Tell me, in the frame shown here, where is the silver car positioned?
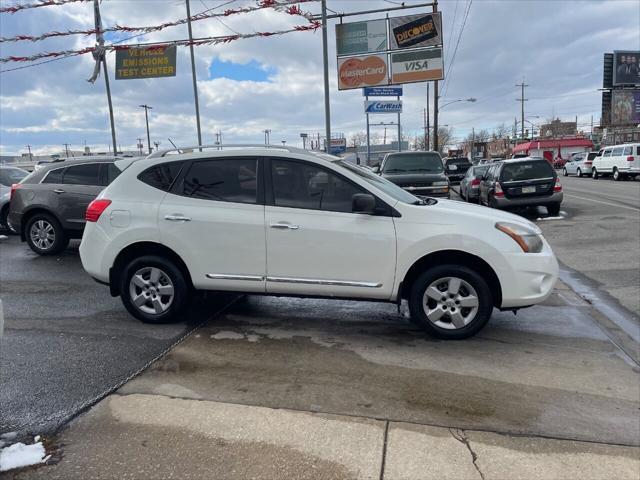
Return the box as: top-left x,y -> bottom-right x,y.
0,166 -> 29,230
563,152 -> 597,177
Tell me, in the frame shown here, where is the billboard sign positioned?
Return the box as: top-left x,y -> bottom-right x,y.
329,138 -> 347,155
611,90 -> 640,125
338,54 -> 389,90
390,47 -> 443,84
335,19 -> 387,56
115,45 -> 177,80
389,12 -> 442,50
364,100 -> 403,114
363,86 -> 403,97
612,50 -> 640,86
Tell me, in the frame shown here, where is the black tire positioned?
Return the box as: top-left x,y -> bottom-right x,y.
25,213 -> 69,255
577,168 -> 582,178
488,194 -> 498,209
562,168 -> 568,177
592,168 -> 599,179
408,264 -> 493,340
613,167 -> 621,181
547,203 -> 561,216
119,255 -> 190,324
0,205 -> 9,231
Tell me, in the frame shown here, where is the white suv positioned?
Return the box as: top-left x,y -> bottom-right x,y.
592,143 -> 640,181
79,145 -> 559,339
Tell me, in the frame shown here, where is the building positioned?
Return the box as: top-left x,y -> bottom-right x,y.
487,138 -> 511,159
512,137 -> 594,161
539,119 -> 577,138
462,141 -> 489,160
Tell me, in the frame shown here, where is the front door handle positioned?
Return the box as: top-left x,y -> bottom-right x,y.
164,214 -> 192,222
53,189 -> 65,194
270,222 -> 299,230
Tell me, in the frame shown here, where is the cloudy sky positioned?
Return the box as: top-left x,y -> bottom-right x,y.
0,0 -> 638,155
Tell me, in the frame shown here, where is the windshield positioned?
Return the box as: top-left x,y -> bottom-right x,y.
335,160 -> 421,204
587,152 -> 598,161
0,167 -> 28,187
382,153 -> 444,173
501,161 -> 555,182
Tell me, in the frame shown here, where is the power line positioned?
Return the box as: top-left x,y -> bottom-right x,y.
443,0 -> 459,68
441,0 -> 472,97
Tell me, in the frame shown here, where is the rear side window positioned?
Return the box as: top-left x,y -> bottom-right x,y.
611,147 -> 623,156
138,162 -> 183,192
182,158 -> 257,204
622,146 -> 632,155
501,161 -> 554,182
42,167 -> 65,184
63,164 -> 101,186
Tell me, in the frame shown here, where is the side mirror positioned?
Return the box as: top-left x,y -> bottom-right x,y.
352,193 -> 376,214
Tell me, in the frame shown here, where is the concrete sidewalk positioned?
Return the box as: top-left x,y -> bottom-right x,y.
10,392 -> 640,480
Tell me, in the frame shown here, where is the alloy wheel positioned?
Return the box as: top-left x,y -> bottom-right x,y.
129,266 -> 175,315
29,219 -> 55,251
422,276 -> 479,330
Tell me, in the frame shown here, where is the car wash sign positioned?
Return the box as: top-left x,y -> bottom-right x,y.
115,45 -> 177,80
364,100 -> 403,114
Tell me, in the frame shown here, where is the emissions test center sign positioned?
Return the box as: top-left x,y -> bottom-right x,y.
115,45 -> 177,80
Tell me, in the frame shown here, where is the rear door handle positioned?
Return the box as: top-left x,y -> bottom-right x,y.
164,214 -> 192,222
53,189 -> 65,194
269,222 -> 299,230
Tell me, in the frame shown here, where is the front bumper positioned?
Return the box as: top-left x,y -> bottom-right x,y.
494,191 -> 563,208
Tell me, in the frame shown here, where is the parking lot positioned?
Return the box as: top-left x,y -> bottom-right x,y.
1,173 -> 639,479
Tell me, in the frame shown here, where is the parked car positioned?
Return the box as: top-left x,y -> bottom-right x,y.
0,166 -> 29,230
79,145 -> 559,340
373,151 -> 450,198
479,157 -> 563,216
443,157 -> 472,184
7,157 -> 122,255
563,151 -> 597,177
592,143 -> 640,181
459,164 -> 490,203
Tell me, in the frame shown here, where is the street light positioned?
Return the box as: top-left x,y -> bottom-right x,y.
439,97 -> 477,110
138,104 -> 152,154
434,98 -> 476,152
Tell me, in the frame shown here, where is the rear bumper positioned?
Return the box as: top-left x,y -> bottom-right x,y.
494,191 -> 563,208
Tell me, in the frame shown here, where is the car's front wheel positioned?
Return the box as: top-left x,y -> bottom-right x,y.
408,265 -> 493,339
120,255 -> 190,324
577,168 -> 582,177
25,213 -> 69,255
547,203 -> 561,216
592,168 -> 599,179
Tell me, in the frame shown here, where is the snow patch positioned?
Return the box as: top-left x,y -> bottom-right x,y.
537,216 -> 564,221
0,440 -> 46,472
210,331 -> 246,340
245,334 -> 261,343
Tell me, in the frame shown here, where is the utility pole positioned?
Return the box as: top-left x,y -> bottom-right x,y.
25,145 -> 33,163
432,1 -> 439,153
185,0 -> 202,150
91,0 -> 117,155
137,138 -> 143,156
515,79 -> 528,141
321,0 -> 331,152
139,104 -> 152,154
63,143 -> 70,158
426,82 -> 430,150
471,127 -> 475,160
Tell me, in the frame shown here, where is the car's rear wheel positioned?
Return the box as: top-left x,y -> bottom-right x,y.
120,255 -> 189,324
577,168 -> 582,177
592,167 -> 599,179
408,265 -> 493,339
547,203 -> 561,216
562,168 -> 568,176
613,167 -> 621,181
25,213 -> 69,255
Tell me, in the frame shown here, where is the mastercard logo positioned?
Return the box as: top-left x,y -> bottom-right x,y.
339,56 -> 388,88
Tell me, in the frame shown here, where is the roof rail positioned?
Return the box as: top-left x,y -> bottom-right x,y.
147,143 -> 309,159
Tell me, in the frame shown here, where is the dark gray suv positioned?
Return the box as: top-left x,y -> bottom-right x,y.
8,157 -> 122,255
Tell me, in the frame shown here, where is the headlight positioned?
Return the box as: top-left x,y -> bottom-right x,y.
495,222 -> 544,253
433,181 -> 449,186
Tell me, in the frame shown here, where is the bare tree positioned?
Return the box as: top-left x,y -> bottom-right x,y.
492,122 -> 509,139
435,127 -> 454,153
475,129 -> 491,142
348,131 -> 368,148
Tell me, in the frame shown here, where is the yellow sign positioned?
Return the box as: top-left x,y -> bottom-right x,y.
115,45 -> 177,80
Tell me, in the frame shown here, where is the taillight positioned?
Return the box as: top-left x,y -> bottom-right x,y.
627,156 -> 634,162
584,161 -> 592,166
554,177 -> 562,192
470,178 -> 481,187
494,182 -> 505,197
10,183 -> 21,201
85,199 -> 112,222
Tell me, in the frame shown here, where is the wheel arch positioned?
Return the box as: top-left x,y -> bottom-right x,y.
399,249 -> 502,308
109,241 -> 194,297
20,207 -> 64,241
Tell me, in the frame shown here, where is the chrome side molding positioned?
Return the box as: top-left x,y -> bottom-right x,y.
206,274 -> 264,282
266,276 -> 382,288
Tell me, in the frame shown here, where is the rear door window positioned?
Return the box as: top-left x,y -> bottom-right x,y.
611,147 -> 623,156
42,167 -> 66,184
182,157 -> 258,204
501,161 -> 554,182
62,164 -> 101,186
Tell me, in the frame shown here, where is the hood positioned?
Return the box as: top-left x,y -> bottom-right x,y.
408,198 -> 541,233
381,172 -> 447,185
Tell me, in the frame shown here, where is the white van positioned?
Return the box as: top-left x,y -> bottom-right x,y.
592,143 -> 640,181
